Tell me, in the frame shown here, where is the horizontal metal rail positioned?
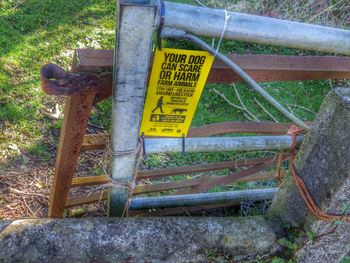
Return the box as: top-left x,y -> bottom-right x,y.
144,135 -> 303,153
173,159 -> 278,195
66,171 -> 278,207
73,49 -> 350,84
129,188 -> 278,210
137,156 -> 274,180
128,203 -> 237,217
187,121 -> 313,137
164,1 -> 350,55
80,122 -> 311,151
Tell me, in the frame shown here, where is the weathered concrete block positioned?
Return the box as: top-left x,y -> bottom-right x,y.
268,88 -> 350,262
0,217 -> 281,263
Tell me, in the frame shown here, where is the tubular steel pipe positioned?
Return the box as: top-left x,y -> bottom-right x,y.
129,188 -> 278,210
144,135 -> 303,154
162,28 -> 309,129
163,2 -> 350,55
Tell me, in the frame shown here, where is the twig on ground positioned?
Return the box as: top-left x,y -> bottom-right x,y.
232,84 -> 260,122
181,207 -> 192,216
307,1 -> 341,23
286,103 -> 295,115
33,205 -> 43,217
6,202 -> 20,210
295,226 -> 338,254
193,0 -> 207,7
88,122 -> 105,130
22,197 -> 35,217
253,97 -> 279,122
42,103 -> 61,120
9,188 -> 49,199
287,103 -> 316,114
212,88 -> 245,111
212,87 -> 260,122
0,170 -> 28,178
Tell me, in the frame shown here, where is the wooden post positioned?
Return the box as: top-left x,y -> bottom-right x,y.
109,0 -> 158,216
268,88 -> 350,262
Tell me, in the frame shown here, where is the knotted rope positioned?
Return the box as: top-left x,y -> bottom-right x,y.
212,9 -> 231,57
88,138 -> 144,217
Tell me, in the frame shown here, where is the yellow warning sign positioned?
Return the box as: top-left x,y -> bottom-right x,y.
140,48 -> 214,137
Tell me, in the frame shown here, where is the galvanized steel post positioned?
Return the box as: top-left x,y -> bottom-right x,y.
129,188 -> 278,210
143,135 -> 303,153
109,0 -> 157,216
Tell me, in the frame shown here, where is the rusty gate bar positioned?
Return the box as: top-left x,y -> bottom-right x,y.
80,122 -> 311,152
163,1 -> 350,55
47,91 -> 97,218
187,122 -> 314,137
128,188 -> 278,210
73,49 -> 350,83
137,156 -> 274,180
109,0 -> 157,216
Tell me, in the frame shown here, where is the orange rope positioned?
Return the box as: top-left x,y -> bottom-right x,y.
275,153 -> 286,185
288,125 -> 350,222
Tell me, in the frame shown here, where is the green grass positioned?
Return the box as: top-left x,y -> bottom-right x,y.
0,0 -> 116,163
0,0 -> 347,198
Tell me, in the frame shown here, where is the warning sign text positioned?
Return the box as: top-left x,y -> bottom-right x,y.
140,48 -> 214,137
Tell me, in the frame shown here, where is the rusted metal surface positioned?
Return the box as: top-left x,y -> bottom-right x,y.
174,159 -> 278,195
74,49 -> 113,71
135,170 -> 278,195
40,63 -> 112,97
71,175 -> 109,188
188,121 -> 313,137
81,134 -> 108,151
67,170 -> 279,207
43,54 -> 102,218
207,55 -> 350,83
137,156 -> 274,180
75,49 -> 350,83
66,190 -> 108,208
49,90 -> 97,218
48,50 -> 350,97
133,177 -> 211,195
70,168 -> 278,196
41,50 -> 112,103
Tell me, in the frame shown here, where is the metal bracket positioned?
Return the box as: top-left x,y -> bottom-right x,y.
182,134 -> 186,156
141,132 -> 146,159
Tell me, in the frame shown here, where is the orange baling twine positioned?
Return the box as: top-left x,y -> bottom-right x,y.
287,125 -> 350,222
